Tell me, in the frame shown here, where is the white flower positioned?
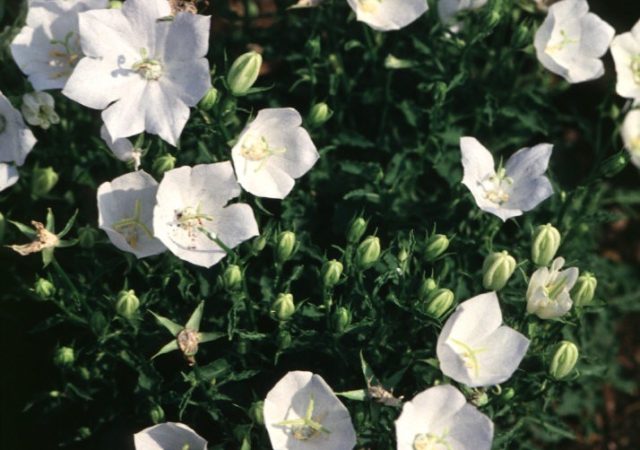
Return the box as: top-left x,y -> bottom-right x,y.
622,109 -> 640,169
100,125 -> 142,170
97,170 -> 166,258
153,162 -> 259,268
264,371 -> 357,450
21,91 -> 60,129
460,137 -> 553,221
231,108 -> 319,199
134,422 -> 207,450
0,91 -> 37,166
346,0 -> 428,32
436,292 -> 530,387
395,384 -> 494,450
10,0 -> 108,91
611,19 -> 640,101
0,164 -> 20,193
534,0 -> 614,84
438,0 -> 487,28
526,257 -> 579,319
62,0 -> 212,145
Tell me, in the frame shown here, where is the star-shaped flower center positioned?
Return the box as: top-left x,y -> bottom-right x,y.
481,167 -> 513,206
545,29 -> 579,54
111,199 -> 154,249
239,135 -> 286,171
274,395 -> 331,441
449,338 -> 487,378
48,31 -> 81,79
413,432 -> 452,450
132,48 -> 163,81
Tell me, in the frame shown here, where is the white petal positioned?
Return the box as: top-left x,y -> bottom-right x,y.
534,13 -> 568,78
77,8 -> 142,60
347,0 -> 428,31
547,0 -> 588,22
505,143 -> 552,180
611,32 -> 640,100
161,12 -> 211,62
0,92 -> 37,166
121,0 -> 172,54
134,422 -> 207,450
100,81 -> 148,140
622,109 -> 640,168
0,164 -> 19,193
443,292 -> 503,343
267,128 -> 319,179
446,403 -> 494,450
143,81 -> 191,146
100,124 -> 137,163
473,326 -> 530,386
163,58 -> 212,107
579,13 -> 614,58
233,158 -> 295,199
506,176 -> 553,212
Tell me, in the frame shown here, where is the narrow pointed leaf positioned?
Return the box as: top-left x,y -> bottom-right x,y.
186,301 -> 205,331
42,248 -> 54,267
198,331 -> 224,344
150,311 -> 183,336
58,209 -> 79,238
335,389 -> 367,401
151,340 -> 179,359
46,208 -> 55,232
9,221 -> 36,238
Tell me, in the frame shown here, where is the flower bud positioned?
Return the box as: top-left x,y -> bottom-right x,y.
227,51 -> 262,96
31,166 -> 59,197
482,250 -> 516,291
307,102 -> 333,128
54,346 -> 75,367
355,236 -> 381,270
347,217 -> 367,244
418,277 -> 438,300
272,293 -> 295,321
199,87 -> 219,110
78,225 -> 98,248
250,401 -> 265,425
424,234 -> 449,261
425,288 -> 454,319
21,92 -> 60,129
322,259 -> 343,288
252,235 -> 267,254
150,405 -> 165,424
501,387 -> 515,401
549,341 -> 579,380
531,224 -> 561,267
600,151 -> 629,178
572,272 -> 597,307
34,277 -> 55,298
116,289 -> 139,319
152,154 -> 176,175
275,231 -> 296,263
223,264 -> 243,291
332,306 -> 352,332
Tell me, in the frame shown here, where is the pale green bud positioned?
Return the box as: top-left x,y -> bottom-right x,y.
425,288 -> 454,319
223,264 -> 243,291
355,236 -> 381,270
199,87 -> 219,110
307,102 -> 333,128
322,259 -> 343,287
150,405 -> 165,424
275,231 -> 296,263
347,217 -> 367,244
32,166 -> 59,197
332,306 -> 352,332
549,341 -> 579,380
34,278 -> 55,298
252,235 -> 267,254
531,224 -> 561,267
227,51 -> 262,96
272,293 -> 295,321
418,277 -> 438,300
152,154 -> 176,175
482,250 -> 516,291
78,225 -> 98,248
54,346 -> 75,367
424,234 -> 449,261
501,387 -> 515,401
572,273 -> 597,307
115,289 -> 139,319
250,401 -> 265,425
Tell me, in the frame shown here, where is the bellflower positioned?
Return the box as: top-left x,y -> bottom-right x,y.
0,91 -> 37,166
11,0 -> 108,91
438,0 -> 487,28
395,384 -> 494,450
534,0 -> 614,84
97,171 -> 166,258
622,109 -> 640,169
62,0 -> 212,145
346,0 -> 428,32
153,162 -> 259,268
460,137 -> 553,221
0,164 -> 19,193
264,371 -> 357,450
526,257 -> 579,319
611,19 -> 640,101
231,108 -> 319,199
436,292 -> 530,387
100,125 -> 142,170
134,422 -> 207,450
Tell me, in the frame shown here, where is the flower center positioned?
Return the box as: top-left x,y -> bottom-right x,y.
112,199 -> 154,249
631,55 -> 640,85
449,338 -> 487,378
543,274 -> 569,300
358,0 -> 381,13
176,205 -> 214,231
132,48 -> 163,80
48,31 -> 81,79
0,114 -> 6,134
274,395 -> 331,442
239,135 -> 286,172
545,29 -> 578,54
413,432 -> 452,450
482,167 -> 512,206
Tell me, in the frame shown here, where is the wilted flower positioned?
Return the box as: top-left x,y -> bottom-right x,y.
100,125 -> 142,170
395,384 -> 494,450
0,164 -> 19,193
460,137 -> 553,221
0,91 -> 37,167
346,0 -> 428,32
526,256 -> 579,319
264,371 -> 357,450
436,292 -> 530,387
438,0 -> 488,29
21,92 -> 60,129
10,0 -> 108,91
231,108 -> 319,199
62,0 -> 212,145
534,0 -> 614,83
134,422 -> 207,450
153,162 -> 259,268
611,19 -> 640,101
97,171 -> 166,259
622,109 -> 640,169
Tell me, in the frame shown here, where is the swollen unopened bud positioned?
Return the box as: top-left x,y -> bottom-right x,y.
425,288 -> 454,319
152,154 -> 176,175
482,250 -> 516,291
275,231 -> 296,263
34,278 -> 55,298
332,306 -> 352,332
322,259 -> 343,287
307,102 -> 333,128
272,293 -> 295,321
355,236 -> 381,270
54,346 -> 75,367
32,166 -> 59,197
150,405 -> 165,424
227,51 -> 262,96
531,224 -> 561,267
419,277 -> 438,300
115,289 -> 139,319
347,217 -> 367,244
424,234 -> 449,261
199,87 -> 219,110
223,264 -> 243,291
572,272 -> 597,307
549,341 -> 579,380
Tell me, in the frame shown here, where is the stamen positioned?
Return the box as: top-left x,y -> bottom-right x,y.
239,135 -> 287,172
48,31 -> 81,79
449,338 -> 487,378
274,395 -> 331,441
413,432 -> 453,450
112,199 -> 154,249
545,29 -> 579,54
132,48 -> 163,80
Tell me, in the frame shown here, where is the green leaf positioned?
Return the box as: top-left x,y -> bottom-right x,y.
45,208 -> 55,232
9,220 -> 36,238
335,389 -> 367,401
150,311 -> 183,336
198,332 -> 224,344
151,340 -> 179,359
186,301 -> 205,331
42,247 -> 54,267
57,209 -> 79,238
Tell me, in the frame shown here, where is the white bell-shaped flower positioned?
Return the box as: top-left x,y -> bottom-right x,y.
0,91 -> 37,167
97,170 -> 166,258
460,137 -> 553,221
438,0 -> 488,29
134,422 -> 207,450
264,371 -> 357,450
436,292 -> 530,387
153,162 -> 259,268
10,0 -> 108,91
526,257 -> 579,319
0,164 -> 20,193
100,125 -> 142,170
622,109 -> 640,169
611,19 -> 640,101
346,0 -> 428,32
231,108 -> 319,199
395,384 -> 494,450
62,0 -> 212,145
534,0 -> 614,84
